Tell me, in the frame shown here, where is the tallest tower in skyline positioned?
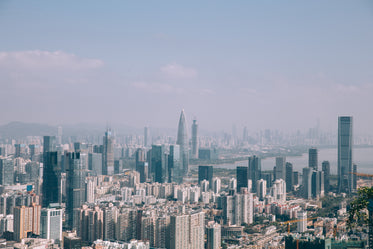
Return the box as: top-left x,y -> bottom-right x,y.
338,116 -> 353,193
177,110 -> 189,177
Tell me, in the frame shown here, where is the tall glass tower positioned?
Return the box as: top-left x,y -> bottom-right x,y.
191,119 -> 199,159
102,129 -> 114,175
338,116 -> 353,193
176,110 -> 189,178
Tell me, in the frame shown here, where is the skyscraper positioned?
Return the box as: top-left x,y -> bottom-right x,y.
248,156 -> 261,192
151,145 -> 168,183
43,136 -> 56,158
144,126 -> 150,147
176,110 -> 189,178
275,157 -> 286,180
102,129 -> 114,175
308,148 -> 318,171
322,161 -> 330,193
338,116 -> 353,193
191,119 -> 199,159
302,167 -> 312,199
135,148 -> 148,183
66,152 -> 87,230
0,157 -> 14,186
42,152 -> 60,207
169,145 -> 182,183
236,166 -> 248,193
285,162 -> 293,192
198,165 -> 213,186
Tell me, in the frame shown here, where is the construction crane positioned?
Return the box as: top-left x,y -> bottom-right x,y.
281,217 -> 318,234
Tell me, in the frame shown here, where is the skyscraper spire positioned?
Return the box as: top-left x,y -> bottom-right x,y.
177,109 -> 189,177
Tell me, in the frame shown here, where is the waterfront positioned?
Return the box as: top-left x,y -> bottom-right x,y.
203,147 -> 373,175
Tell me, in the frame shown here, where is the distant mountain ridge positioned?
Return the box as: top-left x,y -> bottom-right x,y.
0,122 -> 178,138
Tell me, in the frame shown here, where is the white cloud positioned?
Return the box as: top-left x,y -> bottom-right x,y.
160,63 -> 197,79
0,50 -> 103,71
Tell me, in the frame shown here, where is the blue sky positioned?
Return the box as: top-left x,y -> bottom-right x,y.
0,1 -> 373,133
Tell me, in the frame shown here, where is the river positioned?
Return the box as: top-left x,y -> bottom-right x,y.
205,147 -> 373,174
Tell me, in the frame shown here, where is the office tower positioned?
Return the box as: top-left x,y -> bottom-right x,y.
297,211 -> 307,233
207,223 -> 221,249
338,116 -> 353,193
236,166 -> 248,193
275,157 -> 286,180
42,152 -> 60,207
198,165 -> 213,186
353,164 -> 358,191
302,167 -> 312,199
212,177 -> 221,194
88,153 -> 102,176
242,126 -> 248,141
66,152 -> 87,230
40,205 -> 63,244
102,129 -> 114,175
43,136 -> 56,158
191,119 -> 199,159
262,172 -> 274,189
248,156 -> 261,192
169,211 -> 204,249
308,148 -> 318,171
135,148 -> 147,183
13,204 -> 41,242
312,171 -> 320,198
293,171 -> 299,186
322,161 -> 330,193
0,157 -> 14,186
57,126 -> 63,144
144,126 -> 150,147
256,179 -> 267,201
176,110 -> 189,177
285,162 -> 293,192
169,145 -> 182,183
151,145 -> 168,183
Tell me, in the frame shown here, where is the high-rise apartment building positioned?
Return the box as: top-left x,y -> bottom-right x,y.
191,119 -> 199,159
297,211 -> 307,233
13,204 -> 41,242
102,129 -> 114,175
338,116 -> 353,193
222,192 -> 253,225
40,205 -> 63,244
169,211 -> 204,249
256,179 -> 267,201
248,156 -> 261,193
176,110 -> 189,178
206,223 -> 221,249
309,148 -> 318,171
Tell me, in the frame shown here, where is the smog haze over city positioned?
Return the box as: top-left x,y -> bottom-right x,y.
1,1 -> 373,134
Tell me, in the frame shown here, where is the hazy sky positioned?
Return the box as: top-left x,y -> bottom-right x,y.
1,1 -> 373,134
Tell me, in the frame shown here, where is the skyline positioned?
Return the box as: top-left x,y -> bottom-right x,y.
1,1 -> 373,134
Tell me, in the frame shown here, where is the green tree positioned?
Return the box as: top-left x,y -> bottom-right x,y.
347,187 -> 373,229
